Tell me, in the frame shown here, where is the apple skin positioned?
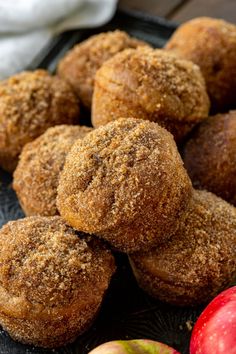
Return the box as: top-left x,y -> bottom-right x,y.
88,339 -> 180,354
190,286 -> 236,354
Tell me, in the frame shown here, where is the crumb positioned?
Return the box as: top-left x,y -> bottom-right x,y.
186,320 -> 194,331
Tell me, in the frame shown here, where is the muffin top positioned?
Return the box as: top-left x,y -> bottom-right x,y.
57,118 -> 192,252
13,125 -> 93,216
57,30 -> 149,108
183,111 -> 236,206
0,70 -> 80,172
165,17 -> 236,111
0,216 -> 115,317
132,190 -> 236,290
92,47 -> 209,141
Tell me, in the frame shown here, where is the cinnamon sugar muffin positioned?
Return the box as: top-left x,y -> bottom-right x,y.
130,190 -> 236,306
0,70 -> 80,173
0,216 -> 115,348
92,47 -> 210,143
165,17 -> 236,111
57,30 -> 149,109
13,125 -> 92,216
57,118 -> 192,253
183,111 -> 236,206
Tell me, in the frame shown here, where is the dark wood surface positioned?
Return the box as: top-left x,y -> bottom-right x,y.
119,0 -> 186,18
119,0 -> 236,23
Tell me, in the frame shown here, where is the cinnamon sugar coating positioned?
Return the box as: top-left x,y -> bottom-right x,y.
0,216 -> 115,348
92,47 -> 209,143
165,17 -> 236,111
57,30 -> 149,109
0,70 -> 80,173
57,118 -> 192,252
183,111 -> 236,206
13,125 -> 92,216
130,190 -> 236,306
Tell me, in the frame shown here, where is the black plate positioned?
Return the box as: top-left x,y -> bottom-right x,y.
0,9 -> 203,354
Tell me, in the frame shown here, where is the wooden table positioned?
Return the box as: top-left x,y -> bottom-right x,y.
119,0 -> 236,24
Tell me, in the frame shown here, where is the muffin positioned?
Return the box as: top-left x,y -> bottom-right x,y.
57,30 -> 149,109
0,216 -> 115,348
92,47 -> 210,143
13,125 -> 92,216
57,118 -> 192,253
183,111 -> 236,206
130,190 -> 236,306
0,70 -> 80,173
165,17 -> 236,111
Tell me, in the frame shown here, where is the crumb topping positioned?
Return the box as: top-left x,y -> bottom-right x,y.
165,17 -> 236,110
92,47 -> 209,141
13,125 -> 92,216
131,190 -> 236,304
184,111 -> 236,206
0,216 -> 115,308
58,30 -> 149,107
57,118 -> 192,252
0,70 -> 80,172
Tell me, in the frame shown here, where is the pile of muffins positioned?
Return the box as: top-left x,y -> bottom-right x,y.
0,18 -> 235,349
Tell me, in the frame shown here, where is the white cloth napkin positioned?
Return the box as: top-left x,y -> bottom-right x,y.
0,0 -> 117,79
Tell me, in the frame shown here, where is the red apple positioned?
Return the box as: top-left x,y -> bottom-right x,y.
190,286 -> 236,354
88,339 -> 180,354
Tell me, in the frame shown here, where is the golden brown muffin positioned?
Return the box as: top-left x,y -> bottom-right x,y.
92,47 -> 210,143
57,30 -> 149,109
165,17 -> 236,112
0,70 -> 80,173
130,190 -> 236,306
0,216 -> 115,348
13,125 -> 92,217
183,111 -> 236,206
57,118 -> 192,253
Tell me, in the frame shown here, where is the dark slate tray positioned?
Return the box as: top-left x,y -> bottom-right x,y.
0,9 -> 203,354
